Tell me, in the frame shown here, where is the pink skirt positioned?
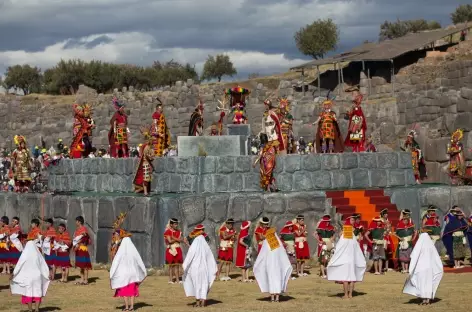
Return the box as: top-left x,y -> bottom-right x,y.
114,283 -> 140,297
21,296 -> 42,304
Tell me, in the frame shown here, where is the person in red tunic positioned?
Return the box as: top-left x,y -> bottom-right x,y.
0,216 -> 10,274
293,215 -> 310,277
26,219 -> 42,245
73,216 -> 92,285
380,208 -> 395,272
344,86 -> 367,152
151,102 -> 171,157
109,97 -> 129,158
254,217 -> 270,254
8,216 -> 23,267
315,214 -> 335,278
42,218 -> 57,280
344,213 -> 365,251
280,220 -> 297,279
163,218 -> 184,284
235,221 -> 253,283
216,218 -> 236,281
54,223 -> 72,283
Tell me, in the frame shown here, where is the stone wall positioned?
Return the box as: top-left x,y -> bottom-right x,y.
47,152 -> 415,193
1,185 -> 471,267
0,44 -> 471,184
0,191 -> 331,267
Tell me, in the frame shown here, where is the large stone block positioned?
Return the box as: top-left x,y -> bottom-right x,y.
340,153 -> 358,169
177,135 -> 248,156
331,170 -> 351,189
311,171 -> 332,189
227,124 -> 251,136
417,186 -> 451,213
377,153 -> 398,169
358,153 -> 377,168
351,169 -> 369,188
387,169 -> 406,186
321,154 -> 340,170
283,155 -> 301,173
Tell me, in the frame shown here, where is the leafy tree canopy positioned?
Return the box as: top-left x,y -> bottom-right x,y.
379,19 -> 441,41
294,18 -> 340,59
201,54 -> 237,82
3,64 -> 42,95
451,4 -> 472,24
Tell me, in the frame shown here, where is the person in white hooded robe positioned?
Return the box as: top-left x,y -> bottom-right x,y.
403,233 -> 443,305
327,226 -> 366,299
10,240 -> 50,312
110,236 -> 147,311
183,234 -> 217,308
253,228 -> 292,302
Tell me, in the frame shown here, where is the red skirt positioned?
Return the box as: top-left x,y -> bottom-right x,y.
21,296 -> 42,304
55,251 -> 71,268
0,245 -> 9,264
165,247 -> 183,265
8,245 -> 22,265
75,248 -> 92,269
114,283 -> 140,297
295,243 -> 310,260
218,247 -> 234,262
235,245 -> 249,268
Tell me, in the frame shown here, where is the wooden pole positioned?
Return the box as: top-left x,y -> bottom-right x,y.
367,67 -> 371,101
391,59 -> 395,97
336,63 -> 341,95
340,63 -> 345,94
317,65 -> 321,98
302,68 -> 305,96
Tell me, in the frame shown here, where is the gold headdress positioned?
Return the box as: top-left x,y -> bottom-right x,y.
139,125 -> 152,141
321,90 -> 335,108
451,129 -> 463,142
14,135 -> 26,146
278,97 -> 290,111
113,212 -> 131,239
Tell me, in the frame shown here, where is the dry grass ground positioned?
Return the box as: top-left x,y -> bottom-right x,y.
0,268 -> 470,312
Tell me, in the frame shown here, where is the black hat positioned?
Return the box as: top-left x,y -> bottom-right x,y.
226,218 -> 235,224
260,217 -> 270,224
427,205 -> 437,212
46,218 -> 54,224
352,213 -> 361,219
380,208 -> 388,216
296,215 -> 304,220
170,218 -> 178,224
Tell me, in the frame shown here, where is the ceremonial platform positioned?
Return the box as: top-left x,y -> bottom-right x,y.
0,152 -> 469,267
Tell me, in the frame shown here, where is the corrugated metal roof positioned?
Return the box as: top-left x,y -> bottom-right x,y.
290,24 -> 469,70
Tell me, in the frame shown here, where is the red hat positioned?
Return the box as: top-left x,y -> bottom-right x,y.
240,221 -> 251,230
284,221 -> 293,228
194,224 -> 205,230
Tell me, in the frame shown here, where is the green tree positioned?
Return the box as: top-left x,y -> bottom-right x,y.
379,19 -> 441,41
294,18 -> 339,59
3,64 -> 42,95
201,54 -> 237,82
451,4 -> 472,24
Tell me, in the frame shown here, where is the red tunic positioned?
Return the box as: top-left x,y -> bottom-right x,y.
293,223 -> 310,260
43,226 -> 57,266
54,231 -> 72,268
344,95 -> 367,151
164,228 -> 183,265
8,225 -> 22,264
0,225 -> 10,264
217,226 -> 235,262
73,225 -> 92,269
235,226 -> 251,268
254,226 -> 267,254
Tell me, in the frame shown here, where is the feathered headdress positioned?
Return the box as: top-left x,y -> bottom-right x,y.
451,128 -> 463,142
278,97 -> 290,111
113,212 -> 131,238
140,125 -> 152,141
322,90 -> 336,108
14,135 -> 26,146
113,97 -> 125,110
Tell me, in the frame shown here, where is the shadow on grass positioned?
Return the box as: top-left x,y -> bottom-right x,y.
42,307 -> 61,311
186,299 -> 222,307
257,295 -> 295,302
116,302 -> 153,310
87,277 -> 99,284
0,285 -> 9,291
328,291 -> 366,298
404,298 -> 442,305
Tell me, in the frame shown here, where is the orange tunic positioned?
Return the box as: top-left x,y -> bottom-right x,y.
26,227 -> 41,241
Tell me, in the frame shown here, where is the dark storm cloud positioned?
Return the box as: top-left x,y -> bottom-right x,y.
0,0 -> 470,63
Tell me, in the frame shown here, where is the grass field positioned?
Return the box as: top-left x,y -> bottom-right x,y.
0,268 -> 470,312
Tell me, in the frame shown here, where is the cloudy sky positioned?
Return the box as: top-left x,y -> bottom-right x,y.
0,0 -> 469,81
